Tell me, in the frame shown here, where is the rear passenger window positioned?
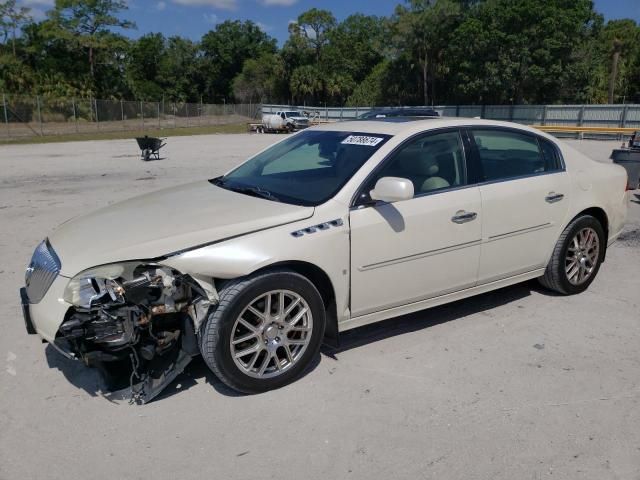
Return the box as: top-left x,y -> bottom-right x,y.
538,138 -> 562,171
471,129 -> 555,182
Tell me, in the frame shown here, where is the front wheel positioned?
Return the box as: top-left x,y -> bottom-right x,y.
200,269 -> 325,393
538,215 -> 605,295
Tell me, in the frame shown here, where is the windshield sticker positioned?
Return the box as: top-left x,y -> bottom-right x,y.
341,135 -> 384,146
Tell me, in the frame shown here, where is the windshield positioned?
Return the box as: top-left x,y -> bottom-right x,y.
213,130 -> 391,206
285,111 -> 303,117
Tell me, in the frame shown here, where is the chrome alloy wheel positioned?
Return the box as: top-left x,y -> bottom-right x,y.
230,290 -> 313,379
565,227 -> 600,285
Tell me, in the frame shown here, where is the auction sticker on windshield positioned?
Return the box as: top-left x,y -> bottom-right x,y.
341,135 -> 385,146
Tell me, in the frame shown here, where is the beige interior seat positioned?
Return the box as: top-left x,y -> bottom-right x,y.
397,143 -> 450,194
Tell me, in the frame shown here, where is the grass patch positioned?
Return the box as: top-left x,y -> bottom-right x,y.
0,123 -> 249,145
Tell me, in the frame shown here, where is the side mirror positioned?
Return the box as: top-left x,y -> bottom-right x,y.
370,177 -> 414,203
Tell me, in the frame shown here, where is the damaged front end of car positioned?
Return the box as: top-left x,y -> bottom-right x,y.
56,262 -> 215,404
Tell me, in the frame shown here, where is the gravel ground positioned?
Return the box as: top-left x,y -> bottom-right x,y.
0,134 -> 638,480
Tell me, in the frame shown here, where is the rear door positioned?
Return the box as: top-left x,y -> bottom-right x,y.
466,128 -> 570,284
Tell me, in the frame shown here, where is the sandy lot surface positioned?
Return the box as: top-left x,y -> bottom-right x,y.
0,134 -> 639,480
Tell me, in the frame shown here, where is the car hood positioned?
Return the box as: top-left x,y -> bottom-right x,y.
50,181 -> 314,277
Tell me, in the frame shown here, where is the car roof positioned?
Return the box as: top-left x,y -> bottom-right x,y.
310,117 -> 550,138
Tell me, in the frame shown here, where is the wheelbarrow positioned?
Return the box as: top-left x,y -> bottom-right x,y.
136,136 -> 166,161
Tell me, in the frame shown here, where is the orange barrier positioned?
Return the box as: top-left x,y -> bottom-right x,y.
533,125 -> 636,135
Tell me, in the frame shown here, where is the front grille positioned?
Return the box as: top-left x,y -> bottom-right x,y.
25,239 -> 61,304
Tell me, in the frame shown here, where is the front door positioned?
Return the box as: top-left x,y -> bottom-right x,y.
349,130 -> 482,317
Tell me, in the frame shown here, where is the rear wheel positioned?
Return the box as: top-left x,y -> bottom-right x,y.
539,215 -> 605,295
200,269 -> 325,393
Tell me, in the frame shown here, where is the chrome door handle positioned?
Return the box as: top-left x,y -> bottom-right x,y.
545,192 -> 564,203
451,210 -> 478,224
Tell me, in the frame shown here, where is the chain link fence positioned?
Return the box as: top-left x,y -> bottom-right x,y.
3,97 -> 640,140
0,94 -> 261,139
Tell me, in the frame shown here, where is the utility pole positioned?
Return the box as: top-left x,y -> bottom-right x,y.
36,95 -> 43,136
2,94 -> 9,137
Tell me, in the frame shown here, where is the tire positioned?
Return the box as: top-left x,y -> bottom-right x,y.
538,215 -> 605,295
200,269 -> 326,394
143,149 -> 151,161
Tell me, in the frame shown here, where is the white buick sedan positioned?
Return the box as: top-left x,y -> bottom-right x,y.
21,118 -> 629,402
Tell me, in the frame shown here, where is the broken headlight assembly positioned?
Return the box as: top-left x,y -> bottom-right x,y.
58,262 -> 213,403
63,263 -> 128,308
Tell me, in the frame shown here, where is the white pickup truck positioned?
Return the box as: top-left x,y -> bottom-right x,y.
261,110 -> 310,133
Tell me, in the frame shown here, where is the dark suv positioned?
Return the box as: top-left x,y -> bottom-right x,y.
358,108 -> 440,120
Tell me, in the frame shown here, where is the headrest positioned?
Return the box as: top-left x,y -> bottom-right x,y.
398,150 -> 439,176
421,176 -> 450,191
423,138 -> 456,155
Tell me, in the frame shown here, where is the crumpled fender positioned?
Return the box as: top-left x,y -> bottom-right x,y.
161,203 -> 351,323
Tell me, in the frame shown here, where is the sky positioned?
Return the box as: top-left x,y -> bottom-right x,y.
18,0 -> 640,44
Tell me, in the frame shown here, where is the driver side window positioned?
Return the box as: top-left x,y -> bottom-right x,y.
362,130 -> 467,203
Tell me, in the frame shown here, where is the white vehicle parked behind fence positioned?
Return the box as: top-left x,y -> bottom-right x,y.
261,110 -> 310,133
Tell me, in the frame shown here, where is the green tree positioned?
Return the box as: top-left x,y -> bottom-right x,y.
160,36 -> 200,102
324,14 -> 387,84
19,20 -> 92,97
290,64 -> 323,103
232,53 -> 286,103
324,72 -> 356,105
445,0 -> 599,104
295,8 -> 336,65
0,51 -> 34,92
347,61 -> 390,106
279,20 -> 313,102
393,0 -> 462,105
200,20 -> 276,102
0,0 -> 31,56
2,0 -> 640,107
628,47 -> 640,102
285,10 -> 380,105
125,33 -> 165,100
45,0 -> 135,83
601,19 -> 639,102
125,34 -> 200,101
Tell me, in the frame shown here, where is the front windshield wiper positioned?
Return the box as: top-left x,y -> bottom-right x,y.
232,185 -> 280,202
212,178 -> 281,202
